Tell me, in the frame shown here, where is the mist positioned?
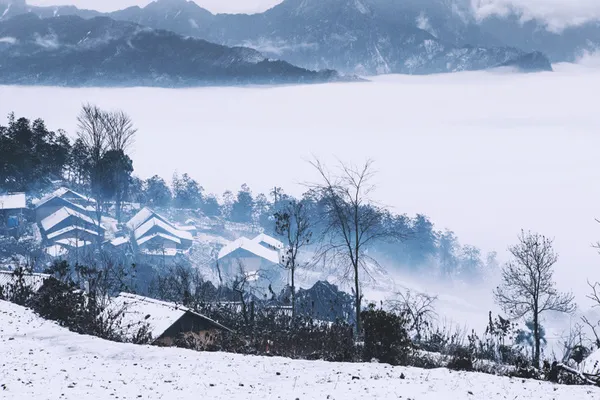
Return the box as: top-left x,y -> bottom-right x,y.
2,63 -> 600,317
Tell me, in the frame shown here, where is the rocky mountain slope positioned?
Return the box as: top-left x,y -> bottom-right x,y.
0,13 -> 343,87
1,0 -> 556,75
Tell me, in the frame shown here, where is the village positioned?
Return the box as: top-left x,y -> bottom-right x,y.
0,185 -> 303,345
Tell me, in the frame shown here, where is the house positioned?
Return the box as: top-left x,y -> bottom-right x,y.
127,208 -> 193,259
110,293 -> 232,345
0,192 -> 26,234
34,188 -> 96,223
0,270 -> 50,297
39,207 -> 105,247
217,234 -> 283,277
41,207 -> 104,237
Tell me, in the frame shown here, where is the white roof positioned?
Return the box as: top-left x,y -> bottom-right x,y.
110,236 -> 130,247
34,187 -> 94,208
0,192 -> 26,210
47,226 -> 100,240
176,225 -> 197,232
45,244 -> 68,258
135,217 -> 193,242
40,207 -> 102,232
137,232 -> 181,246
109,293 -> 231,341
140,248 -> 179,257
127,207 -> 170,231
0,270 -> 50,292
218,237 -> 280,264
55,238 -> 94,249
253,233 -> 284,250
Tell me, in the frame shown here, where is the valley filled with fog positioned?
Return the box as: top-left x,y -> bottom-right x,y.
2,61 -> 600,335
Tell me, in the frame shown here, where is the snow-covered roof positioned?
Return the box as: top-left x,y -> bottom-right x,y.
55,238 -> 94,249
135,217 -> 193,242
47,226 -> 100,241
126,207 -> 170,231
109,293 -> 231,341
140,248 -> 179,257
253,233 -> 284,250
218,237 -> 280,264
0,192 -> 26,210
137,232 -> 182,246
40,207 -> 102,232
110,236 -> 130,247
0,270 -> 50,293
176,225 -> 197,232
34,187 -> 94,208
45,244 -> 68,258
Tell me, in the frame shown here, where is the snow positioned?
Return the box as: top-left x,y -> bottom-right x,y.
46,226 -> 100,241
126,207 -> 169,231
0,271 -> 49,293
54,238 -> 94,249
110,236 -> 130,247
109,293 -> 231,340
5,66 -> 599,302
109,292 -> 188,340
1,299 -> 599,400
135,217 -> 193,242
253,232 -> 284,250
45,244 -> 68,258
40,207 -> 100,232
218,236 -> 280,264
0,192 -> 25,210
583,349 -> 600,375
137,232 -> 182,246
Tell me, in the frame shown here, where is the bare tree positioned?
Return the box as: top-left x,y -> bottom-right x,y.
275,198 -> 313,320
103,109 -> 137,153
388,289 -> 437,342
77,103 -> 108,236
582,280 -> 600,348
309,158 -> 407,333
77,104 -> 108,166
494,230 -> 576,367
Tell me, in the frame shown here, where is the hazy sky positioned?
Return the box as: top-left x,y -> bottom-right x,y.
23,0 -> 600,28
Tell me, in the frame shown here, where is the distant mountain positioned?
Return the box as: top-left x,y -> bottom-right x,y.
0,13 -> 344,87
1,0 -> 555,75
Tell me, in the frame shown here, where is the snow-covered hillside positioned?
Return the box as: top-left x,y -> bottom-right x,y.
1,300 -> 598,399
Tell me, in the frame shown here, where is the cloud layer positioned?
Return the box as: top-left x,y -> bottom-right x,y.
471,0 -> 600,30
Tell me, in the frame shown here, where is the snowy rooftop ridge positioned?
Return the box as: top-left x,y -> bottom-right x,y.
0,192 -> 25,210
126,207 -> 171,231
34,187 -> 94,208
46,225 -> 100,241
218,235 -> 281,264
40,207 -> 102,232
110,292 -> 232,341
134,217 -> 193,242
137,232 -> 181,246
254,233 -> 284,250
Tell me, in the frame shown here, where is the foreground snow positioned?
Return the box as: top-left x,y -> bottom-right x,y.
1,301 -> 598,400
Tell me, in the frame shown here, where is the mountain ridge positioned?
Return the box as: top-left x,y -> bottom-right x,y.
0,13 -> 349,87
0,0 -> 558,75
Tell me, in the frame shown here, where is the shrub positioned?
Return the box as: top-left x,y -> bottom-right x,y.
447,346 -> 474,371
361,304 -> 412,365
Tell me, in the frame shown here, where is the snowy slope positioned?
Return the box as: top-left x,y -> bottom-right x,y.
1,300 -> 598,400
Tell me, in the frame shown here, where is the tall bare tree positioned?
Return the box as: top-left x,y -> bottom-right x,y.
494,230 -> 576,367
275,198 -> 313,320
77,103 -> 108,166
103,109 -> 137,153
310,158 -> 407,333
77,104 -> 108,237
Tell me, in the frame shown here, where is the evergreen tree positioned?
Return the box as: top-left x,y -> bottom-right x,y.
172,173 -> 203,209
144,175 -> 172,207
231,184 -> 254,223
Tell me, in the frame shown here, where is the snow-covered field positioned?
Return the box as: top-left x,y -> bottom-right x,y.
1,300 -> 598,400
